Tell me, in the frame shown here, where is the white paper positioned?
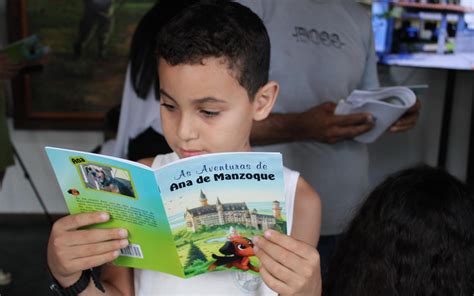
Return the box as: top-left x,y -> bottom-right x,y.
334,86 -> 416,143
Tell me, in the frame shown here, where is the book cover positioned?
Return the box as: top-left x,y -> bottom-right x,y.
45,147 -> 286,278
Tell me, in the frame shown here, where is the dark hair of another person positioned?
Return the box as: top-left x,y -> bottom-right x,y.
129,0 -> 199,99
325,165 -> 474,296
156,0 -> 270,99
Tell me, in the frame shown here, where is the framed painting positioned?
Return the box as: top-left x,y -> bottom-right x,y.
7,0 -> 155,129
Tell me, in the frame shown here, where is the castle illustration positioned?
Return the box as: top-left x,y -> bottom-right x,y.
184,190 -> 282,232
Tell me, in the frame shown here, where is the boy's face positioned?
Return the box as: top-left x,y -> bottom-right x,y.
158,57 -> 258,159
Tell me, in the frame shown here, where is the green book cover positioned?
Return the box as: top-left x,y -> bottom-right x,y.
45,147 -> 286,278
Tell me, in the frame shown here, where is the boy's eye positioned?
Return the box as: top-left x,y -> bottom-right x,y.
161,103 -> 176,111
200,110 -> 220,117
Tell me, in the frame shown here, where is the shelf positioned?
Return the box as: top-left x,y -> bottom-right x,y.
396,12 -> 460,21
392,2 -> 474,13
379,53 -> 474,71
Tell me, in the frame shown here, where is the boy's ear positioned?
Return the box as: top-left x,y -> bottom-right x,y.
252,81 -> 279,121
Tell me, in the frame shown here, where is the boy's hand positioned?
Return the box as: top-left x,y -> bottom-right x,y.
47,212 -> 129,287
253,230 -> 322,296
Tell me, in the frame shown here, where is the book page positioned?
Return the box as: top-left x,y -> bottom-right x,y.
334,86 -> 416,143
46,147 -> 182,276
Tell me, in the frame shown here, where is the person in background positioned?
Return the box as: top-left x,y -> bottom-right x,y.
325,165 -> 474,296
235,0 -> 421,278
73,0 -> 118,59
112,0 -> 199,161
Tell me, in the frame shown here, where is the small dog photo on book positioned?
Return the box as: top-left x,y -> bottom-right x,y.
79,163 -> 136,198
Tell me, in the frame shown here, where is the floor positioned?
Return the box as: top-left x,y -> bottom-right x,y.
0,216 -> 53,296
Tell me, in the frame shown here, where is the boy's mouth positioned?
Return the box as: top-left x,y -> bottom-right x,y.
179,149 -> 205,158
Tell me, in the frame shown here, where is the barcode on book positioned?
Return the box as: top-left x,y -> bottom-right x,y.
120,243 -> 144,259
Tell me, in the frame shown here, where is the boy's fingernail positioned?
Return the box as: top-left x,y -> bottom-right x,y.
252,236 -> 259,243
120,239 -> 129,247
118,229 -> 128,238
113,250 -> 120,257
100,213 -> 109,221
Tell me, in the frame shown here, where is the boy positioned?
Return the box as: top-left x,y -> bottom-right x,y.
47,2 -> 322,295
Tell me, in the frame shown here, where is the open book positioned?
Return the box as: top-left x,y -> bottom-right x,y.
46,147 -> 286,278
0,35 -> 49,63
334,86 -> 417,143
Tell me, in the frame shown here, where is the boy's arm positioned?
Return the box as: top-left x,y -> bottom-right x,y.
290,176 -> 321,246
253,176 -> 322,295
93,265 -> 133,295
58,265 -> 133,296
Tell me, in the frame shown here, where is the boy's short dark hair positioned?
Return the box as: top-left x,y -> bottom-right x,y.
156,0 -> 270,99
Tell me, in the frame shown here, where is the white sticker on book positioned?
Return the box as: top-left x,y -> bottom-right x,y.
120,243 -> 144,259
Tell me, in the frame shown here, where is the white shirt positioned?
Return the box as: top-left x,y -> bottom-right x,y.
236,0 -> 380,235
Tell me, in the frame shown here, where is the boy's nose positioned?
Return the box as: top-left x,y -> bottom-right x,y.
177,114 -> 198,141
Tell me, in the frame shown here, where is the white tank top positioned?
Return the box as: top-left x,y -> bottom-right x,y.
134,153 -> 300,295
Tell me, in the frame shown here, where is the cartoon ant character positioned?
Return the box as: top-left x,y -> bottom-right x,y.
208,236 -> 259,272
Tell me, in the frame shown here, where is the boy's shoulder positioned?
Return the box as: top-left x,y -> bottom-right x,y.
295,175 -> 320,205
291,174 -> 321,246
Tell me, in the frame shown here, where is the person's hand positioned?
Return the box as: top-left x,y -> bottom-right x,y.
301,102 -> 374,144
389,99 -> 421,133
253,230 -> 322,296
47,212 -> 129,287
0,54 -> 25,80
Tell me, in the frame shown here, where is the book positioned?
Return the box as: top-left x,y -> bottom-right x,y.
334,86 -> 417,143
0,35 -> 49,63
45,147 -> 286,278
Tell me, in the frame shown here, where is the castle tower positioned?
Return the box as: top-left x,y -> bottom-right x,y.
250,208 -> 259,229
273,200 -> 282,219
216,197 -> 224,225
185,207 -> 196,232
200,190 -> 208,206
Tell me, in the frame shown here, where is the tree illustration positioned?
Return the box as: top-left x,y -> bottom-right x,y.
185,242 -> 207,268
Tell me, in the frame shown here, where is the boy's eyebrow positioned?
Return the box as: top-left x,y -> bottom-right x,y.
160,89 -> 177,102
160,89 -> 227,105
192,97 -> 227,105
